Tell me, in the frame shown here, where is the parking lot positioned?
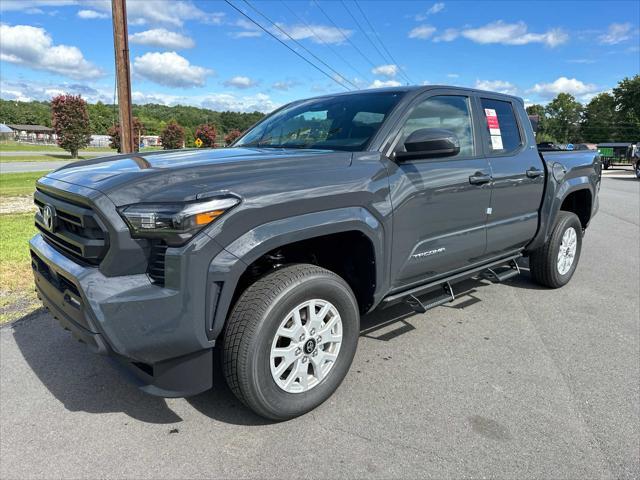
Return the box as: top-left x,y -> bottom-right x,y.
1,170 -> 638,479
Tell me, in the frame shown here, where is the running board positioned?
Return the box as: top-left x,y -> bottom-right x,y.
381,254 -> 522,310
484,259 -> 521,283
404,282 -> 455,314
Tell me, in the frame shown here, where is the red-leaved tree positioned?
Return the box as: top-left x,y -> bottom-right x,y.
194,123 -> 217,147
160,120 -> 185,150
224,129 -> 242,146
50,94 -> 92,158
107,117 -> 146,153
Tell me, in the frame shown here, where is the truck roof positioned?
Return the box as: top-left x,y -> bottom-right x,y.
305,85 -> 524,105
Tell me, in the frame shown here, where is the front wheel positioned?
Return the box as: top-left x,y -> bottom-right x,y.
634,160 -> 640,179
222,264 -> 360,420
529,211 -> 583,288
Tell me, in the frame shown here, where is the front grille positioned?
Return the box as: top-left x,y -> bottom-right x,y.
148,241 -> 167,286
34,188 -> 108,265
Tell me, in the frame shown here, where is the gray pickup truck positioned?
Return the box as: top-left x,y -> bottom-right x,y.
30,86 -> 600,420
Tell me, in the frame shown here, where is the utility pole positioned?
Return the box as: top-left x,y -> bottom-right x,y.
111,0 -> 134,153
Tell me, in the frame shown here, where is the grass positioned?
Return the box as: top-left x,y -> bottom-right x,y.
0,141 -> 114,152
0,171 -> 48,197
0,154 -> 97,163
0,213 -> 39,323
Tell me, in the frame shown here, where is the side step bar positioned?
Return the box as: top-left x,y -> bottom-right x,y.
382,254 -> 522,313
484,259 -> 521,283
404,282 -> 455,314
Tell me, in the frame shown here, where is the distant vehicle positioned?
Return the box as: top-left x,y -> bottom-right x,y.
633,143 -> 640,179
537,142 -> 561,151
30,86 -> 601,420
597,142 -> 635,170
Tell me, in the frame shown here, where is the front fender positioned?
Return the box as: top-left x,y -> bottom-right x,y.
205,207 -> 386,341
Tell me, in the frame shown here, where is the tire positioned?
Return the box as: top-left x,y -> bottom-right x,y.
603,160 -> 610,170
635,161 -> 640,179
529,211 -> 583,288
222,264 -> 360,420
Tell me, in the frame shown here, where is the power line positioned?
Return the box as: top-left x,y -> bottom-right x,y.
340,0 -> 394,74
241,0 -> 359,90
279,0 -> 371,85
223,0 -> 351,91
312,0 -> 378,73
352,0 -> 413,85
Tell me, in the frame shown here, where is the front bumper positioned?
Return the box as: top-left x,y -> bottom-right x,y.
30,233 -> 216,397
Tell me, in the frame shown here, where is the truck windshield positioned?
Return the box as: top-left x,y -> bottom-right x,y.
235,91 -> 404,151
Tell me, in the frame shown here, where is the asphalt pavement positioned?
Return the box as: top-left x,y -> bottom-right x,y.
0,161 -> 71,173
1,172 -> 638,479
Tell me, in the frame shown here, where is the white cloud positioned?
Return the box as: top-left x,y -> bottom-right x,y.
0,76 -> 278,113
0,24 -> 103,79
1,78 -> 113,103
528,77 -> 598,100
415,2 -> 445,20
369,79 -> 402,88
223,76 -> 258,89
274,23 -> 352,44
474,79 -> 518,95
129,28 -> 195,49
408,25 -> 436,39
201,93 -> 278,113
133,51 -> 211,87
447,73 -> 459,78
0,1 -> 76,11
77,9 -> 107,19
598,23 -> 633,45
568,58 -> 596,64
461,21 -> 568,47
229,19 -> 262,38
371,64 -> 398,78
271,80 -> 298,91
434,28 -> 459,42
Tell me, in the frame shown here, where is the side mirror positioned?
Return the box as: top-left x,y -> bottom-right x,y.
395,128 -> 460,161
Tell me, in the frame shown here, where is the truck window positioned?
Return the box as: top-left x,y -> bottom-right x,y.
480,98 -> 522,154
398,95 -> 474,157
235,92 -> 403,152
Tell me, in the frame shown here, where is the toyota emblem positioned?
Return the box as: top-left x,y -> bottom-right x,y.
42,204 -> 57,232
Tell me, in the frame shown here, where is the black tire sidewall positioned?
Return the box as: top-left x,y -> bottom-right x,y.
548,213 -> 582,287
247,273 -> 359,420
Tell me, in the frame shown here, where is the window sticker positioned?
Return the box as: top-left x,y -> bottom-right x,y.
490,135 -> 504,150
484,108 -> 501,136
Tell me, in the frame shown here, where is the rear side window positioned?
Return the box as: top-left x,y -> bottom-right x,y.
480,98 -> 522,154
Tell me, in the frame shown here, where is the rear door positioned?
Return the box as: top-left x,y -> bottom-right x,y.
478,96 -> 545,256
386,90 -> 492,289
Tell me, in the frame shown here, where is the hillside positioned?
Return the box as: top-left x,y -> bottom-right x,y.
0,99 -> 265,138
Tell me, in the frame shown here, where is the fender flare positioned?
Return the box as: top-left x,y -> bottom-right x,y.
205,207 -> 386,341
527,177 -> 594,252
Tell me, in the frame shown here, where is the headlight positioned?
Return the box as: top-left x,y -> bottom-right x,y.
118,196 -> 239,246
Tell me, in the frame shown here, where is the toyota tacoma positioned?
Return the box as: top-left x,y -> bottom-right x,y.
30,86 -> 600,420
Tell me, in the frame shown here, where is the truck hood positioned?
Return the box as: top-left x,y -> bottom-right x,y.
44,147 -> 352,206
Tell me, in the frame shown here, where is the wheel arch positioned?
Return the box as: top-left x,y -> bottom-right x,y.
206,207 -> 386,342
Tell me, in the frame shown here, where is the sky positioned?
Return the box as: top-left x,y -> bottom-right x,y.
0,0 -> 639,113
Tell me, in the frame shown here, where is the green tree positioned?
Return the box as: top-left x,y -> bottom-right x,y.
160,120 -> 185,149
545,93 -> 583,144
612,75 -> 640,141
581,93 -> 616,143
50,94 -> 92,158
526,104 -> 550,142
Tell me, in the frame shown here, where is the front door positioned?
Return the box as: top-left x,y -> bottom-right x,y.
387,92 -> 492,290
478,97 -> 546,256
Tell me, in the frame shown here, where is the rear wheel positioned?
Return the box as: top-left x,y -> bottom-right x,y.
634,160 -> 640,179
222,264 -> 360,420
529,211 -> 583,288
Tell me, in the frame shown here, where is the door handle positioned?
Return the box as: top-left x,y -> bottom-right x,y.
469,172 -> 492,185
526,167 -> 543,178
